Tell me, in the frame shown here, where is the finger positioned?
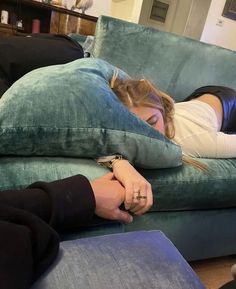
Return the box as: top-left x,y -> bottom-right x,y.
147,183 -> 153,209
114,208 -> 133,224
132,186 -> 141,206
131,183 -> 147,212
124,183 -> 133,210
130,184 -> 148,214
133,184 -> 153,215
138,185 -> 148,206
130,200 -> 145,214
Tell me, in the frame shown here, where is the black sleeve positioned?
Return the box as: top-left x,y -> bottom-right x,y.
0,34 -> 84,87
0,174 -> 96,289
0,75 -> 9,97
0,174 -> 96,231
0,205 -> 59,289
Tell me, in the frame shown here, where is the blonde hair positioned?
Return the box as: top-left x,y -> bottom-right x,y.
110,70 -> 209,172
111,70 -> 175,139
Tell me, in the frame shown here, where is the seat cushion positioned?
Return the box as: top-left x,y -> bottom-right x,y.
31,231 -> 205,289
0,58 -> 181,169
0,156 -> 236,211
140,157 -> 236,211
1,156 -> 236,261
0,155 -> 235,211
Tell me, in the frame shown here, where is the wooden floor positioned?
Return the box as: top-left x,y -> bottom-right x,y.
190,255 -> 236,289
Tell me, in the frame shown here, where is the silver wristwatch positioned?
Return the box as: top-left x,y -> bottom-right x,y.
96,154 -> 124,169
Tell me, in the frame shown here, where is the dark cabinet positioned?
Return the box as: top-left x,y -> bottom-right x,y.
0,0 -> 97,36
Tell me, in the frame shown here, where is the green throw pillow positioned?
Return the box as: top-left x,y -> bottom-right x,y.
0,58 -> 181,168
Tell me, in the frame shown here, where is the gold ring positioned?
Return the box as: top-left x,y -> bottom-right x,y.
137,195 -> 147,200
133,195 -> 147,200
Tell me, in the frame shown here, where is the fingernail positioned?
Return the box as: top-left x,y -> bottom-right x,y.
125,204 -> 130,210
128,215 -> 133,223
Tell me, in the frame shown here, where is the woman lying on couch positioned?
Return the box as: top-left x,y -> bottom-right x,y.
98,70 -> 236,213
0,173 -> 133,289
110,71 -> 236,158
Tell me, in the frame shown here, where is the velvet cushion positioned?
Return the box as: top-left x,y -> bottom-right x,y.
0,58 -> 181,168
31,231 -> 205,289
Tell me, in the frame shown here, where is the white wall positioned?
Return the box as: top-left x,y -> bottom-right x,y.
201,0 -> 236,51
171,0 -> 193,35
87,0 -> 142,22
86,0 -> 236,52
86,0 -> 112,17
138,0 -> 209,38
183,0 -> 211,40
110,0 -> 136,22
139,0 -> 181,32
130,0 -> 143,23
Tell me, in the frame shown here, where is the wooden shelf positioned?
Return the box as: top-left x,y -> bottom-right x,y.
0,22 -> 23,30
0,0 -> 97,35
10,0 -> 97,22
0,22 -> 24,35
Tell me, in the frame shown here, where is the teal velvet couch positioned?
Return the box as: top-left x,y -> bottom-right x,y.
1,15 -> 236,262
87,16 -> 236,261
65,16 -> 236,261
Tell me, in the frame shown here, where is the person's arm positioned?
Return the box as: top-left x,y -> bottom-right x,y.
0,174 -> 96,289
0,173 -> 133,230
0,173 -> 132,289
0,204 -> 60,289
0,174 -> 96,231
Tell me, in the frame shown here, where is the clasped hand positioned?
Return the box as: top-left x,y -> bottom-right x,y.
91,161 -> 153,224
112,160 -> 153,215
91,172 -> 133,224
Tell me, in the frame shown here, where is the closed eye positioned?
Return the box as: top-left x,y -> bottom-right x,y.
146,115 -> 158,126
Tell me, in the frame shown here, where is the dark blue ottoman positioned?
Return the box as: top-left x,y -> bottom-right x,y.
32,231 -> 206,289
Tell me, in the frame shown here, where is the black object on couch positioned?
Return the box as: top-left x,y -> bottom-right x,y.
0,34 -> 84,97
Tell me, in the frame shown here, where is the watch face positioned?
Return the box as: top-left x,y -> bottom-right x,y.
96,155 -> 124,169
97,155 -> 121,163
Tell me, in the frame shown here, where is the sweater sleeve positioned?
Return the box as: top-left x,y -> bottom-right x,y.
216,132 -> 236,158
0,174 -> 96,289
0,204 -> 60,289
0,174 -> 96,231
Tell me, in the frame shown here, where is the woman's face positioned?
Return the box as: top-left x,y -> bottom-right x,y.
130,106 -> 165,135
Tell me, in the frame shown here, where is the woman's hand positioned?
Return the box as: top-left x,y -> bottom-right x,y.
112,160 -> 153,215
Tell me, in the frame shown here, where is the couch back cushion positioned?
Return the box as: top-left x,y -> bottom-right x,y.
0,58 -> 181,168
93,16 -> 236,102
